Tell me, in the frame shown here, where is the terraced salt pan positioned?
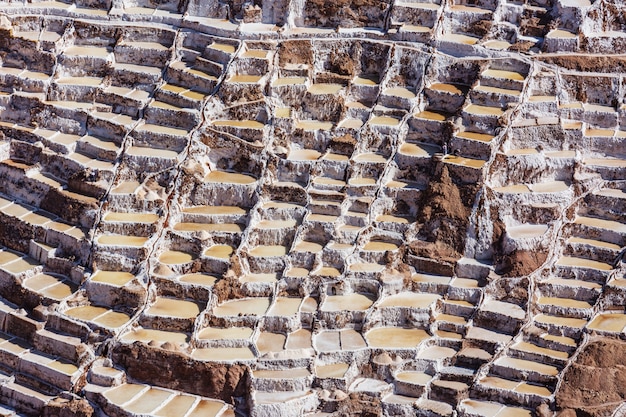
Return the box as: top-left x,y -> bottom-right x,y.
159,250 -> 195,265
547,29 -> 577,38
378,292 -> 440,308
284,267 -> 309,278
583,154 -> 626,168
401,25 -> 431,33
213,298 -> 270,317
396,371 -> 432,385
483,40 -> 511,50
249,245 -> 287,257
204,245 -> 234,259
288,149 -> 321,161
197,327 -> 254,341
293,241 -> 323,253
111,180 -> 141,194
254,390 -> 314,405
495,356 -> 559,376
415,110 -> 446,121
315,330 -> 367,352
253,368 -> 311,379
369,116 -> 400,126
97,235 -> 148,247
429,83 -> 463,94
383,87 -> 415,99
399,142 -> 437,157
339,118 -> 364,129
321,294 -> 375,312
482,69 -> 525,81
271,77 -> 307,87
363,241 -> 399,251
192,346 -> 256,361
546,278 -> 600,291
323,152 -> 349,161
175,223 -> 242,232
126,146 -> 179,158
587,313 -> 626,332
103,212 -> 159,223
494,181 -> 569,194
574,216 -> 626,233
464,104 -> 504,116
91,271 -> 134,286
228,75 -> 263,83
315,266 -> 341,277
256,332 -> 287,354
537,297 -> 591,309
204,171 -> 256,184
479,376 -> 551,397
209,42 -> 236,53
315,363 -> 349,378
136,123 -> 189,136
508,224 -> 548,239
308,83 -> 344,95
146,298 -> 200,319
23,273 -> 74,300
535,314 -> 587,329
212,120 -> 264,129
105,384 -> 228,417
461,399 -> 532,417
456,130 -> 494,142
295,120 -> 334,130
154,395 -> 197,417
556,256 -> 612,271
121,328 -> 189,344
349,263 -> 385,273
595,188 -> 626,199
286,329 -> 313,350
353,75 -> 378,86
124,388 -> 173,414
512,341 -> 569,360
365,328 -> 430,348
566,237 -> 619,250
183,205 -> 246,215
443,155 -> 486,168
376,214 -> 411,223
242,50 -> 268,59
418,346 -> 457,360
474,84 -> 520,96
64,45 -> 110,57
443,33 -> 479,45
56,76 -> 103,86
267,297 -> 304,316
349,178 -> 378,186
240,273 -> 278,283
313,177 -> 345,186
65,305 -> 130,329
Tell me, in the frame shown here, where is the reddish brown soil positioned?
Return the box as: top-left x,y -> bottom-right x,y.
303,0 -> 391,28
415,165 -> 472,257
556,339 -> 626,417
495,249 -> 548,277
539,56 -> 626,74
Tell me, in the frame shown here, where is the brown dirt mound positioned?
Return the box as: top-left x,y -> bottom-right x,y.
303,0 -> 391,29
415,165 -> 472,257
495,249 -> 547,277
539,56 -> 626,74
556,338 -> 626,417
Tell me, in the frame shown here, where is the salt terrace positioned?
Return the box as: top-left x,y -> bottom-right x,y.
0,0 -> 624,416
